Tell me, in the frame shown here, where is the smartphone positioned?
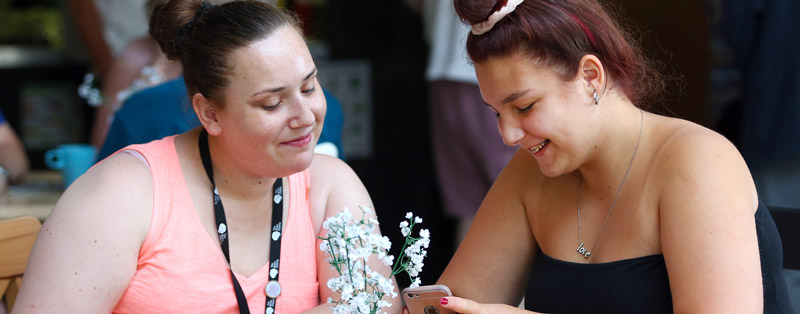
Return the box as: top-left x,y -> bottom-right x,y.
401,284 -> 456,314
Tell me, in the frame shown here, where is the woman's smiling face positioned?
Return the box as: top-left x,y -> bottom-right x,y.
475,53 -> 600,177
212,25 -> 326,178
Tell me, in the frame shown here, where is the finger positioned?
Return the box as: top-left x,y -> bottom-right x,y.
402,306 -> 409,314
439,296 -> 483,314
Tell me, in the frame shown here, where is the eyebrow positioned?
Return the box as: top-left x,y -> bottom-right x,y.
502,88 -> 531,105
250,68 -> 318,97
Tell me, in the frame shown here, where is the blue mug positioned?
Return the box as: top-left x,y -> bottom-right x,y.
45,144 -> 97,188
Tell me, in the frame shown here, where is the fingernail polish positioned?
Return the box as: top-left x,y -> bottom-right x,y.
440,298 -> 449,305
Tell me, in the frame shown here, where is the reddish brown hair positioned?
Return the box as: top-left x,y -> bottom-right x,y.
454,0 -> 661,105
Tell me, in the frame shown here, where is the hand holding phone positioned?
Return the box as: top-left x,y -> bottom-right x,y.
401,285 -> 456,314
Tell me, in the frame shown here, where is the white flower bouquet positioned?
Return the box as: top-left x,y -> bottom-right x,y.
319,206 -> 430,314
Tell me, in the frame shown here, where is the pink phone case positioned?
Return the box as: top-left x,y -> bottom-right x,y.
401,285 -> 456,314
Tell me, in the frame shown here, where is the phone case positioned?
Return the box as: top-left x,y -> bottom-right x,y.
401,285 -> 456,314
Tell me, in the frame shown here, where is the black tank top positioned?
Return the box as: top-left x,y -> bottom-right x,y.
524,202 -> 794,314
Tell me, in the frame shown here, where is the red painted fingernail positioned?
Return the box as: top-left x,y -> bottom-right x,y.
402,306 -> 408,314
440,298 -> 449,305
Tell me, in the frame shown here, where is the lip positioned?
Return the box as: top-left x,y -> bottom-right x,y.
281,132 -> 312,147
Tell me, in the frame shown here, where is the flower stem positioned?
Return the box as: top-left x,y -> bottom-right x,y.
391,221 -> 415,275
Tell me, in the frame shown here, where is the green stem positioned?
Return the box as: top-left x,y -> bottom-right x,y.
326,239 -> 342,275
391,221 -> 415,275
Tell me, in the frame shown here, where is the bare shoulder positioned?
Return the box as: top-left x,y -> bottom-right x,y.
652,117 -> 749,182
14,151 -> 153,312
656,118 -> 740,161
308,154 -> 372,233
47,150 -> 154,246
651,116 -> 757,211
309,152 -> 353,178
647,117 -> 762,312
308,153 -> 360,194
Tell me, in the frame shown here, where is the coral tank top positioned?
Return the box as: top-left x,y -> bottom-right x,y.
112,136 -> 320,313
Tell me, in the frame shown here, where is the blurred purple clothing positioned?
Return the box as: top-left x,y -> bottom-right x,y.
430,80 -> 515,218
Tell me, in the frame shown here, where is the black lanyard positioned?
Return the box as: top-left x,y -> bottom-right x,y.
199,129 -> 284,314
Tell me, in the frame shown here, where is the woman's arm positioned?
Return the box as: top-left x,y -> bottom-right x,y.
0,122 -> 29,185
12,152 -> 153,313
307,154 -> 403,314
657,128 -> 762,313
65,0 -> 112,78
91,38 -> 157,148
437,149 -> 537,306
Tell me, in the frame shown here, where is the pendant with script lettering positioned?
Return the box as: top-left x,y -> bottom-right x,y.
576,242 -> 591,259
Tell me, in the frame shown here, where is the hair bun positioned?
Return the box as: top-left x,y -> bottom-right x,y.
454,0 -> 505,25
149,0 -> 206,61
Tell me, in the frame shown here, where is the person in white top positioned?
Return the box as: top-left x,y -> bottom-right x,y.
407,0 -> 516,244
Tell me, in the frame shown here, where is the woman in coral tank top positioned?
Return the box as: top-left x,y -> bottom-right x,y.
14,1 -> 402,313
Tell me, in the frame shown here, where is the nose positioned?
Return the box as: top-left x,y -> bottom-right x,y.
498,116 -> 524,147
288,95 -> 318,129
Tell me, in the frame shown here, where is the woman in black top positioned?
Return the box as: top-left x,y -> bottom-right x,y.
433,0 -> 794,313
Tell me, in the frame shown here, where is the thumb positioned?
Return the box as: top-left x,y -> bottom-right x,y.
439,296 -> 484,314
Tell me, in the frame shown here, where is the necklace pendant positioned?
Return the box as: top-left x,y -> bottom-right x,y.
576,242 -> 591,259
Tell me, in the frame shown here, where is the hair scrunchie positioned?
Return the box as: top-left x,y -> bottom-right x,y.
471,0 -> 524,35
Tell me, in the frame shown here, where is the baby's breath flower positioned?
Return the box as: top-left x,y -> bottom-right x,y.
320,206 -> 430,314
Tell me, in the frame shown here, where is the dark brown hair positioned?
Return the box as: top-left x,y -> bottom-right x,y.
149,0 -> 300,104
454,0 -> 662,105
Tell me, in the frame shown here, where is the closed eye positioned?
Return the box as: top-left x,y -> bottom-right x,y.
263,101 -> 281,111
302,73 -> 318,95
517,103 -> 534,113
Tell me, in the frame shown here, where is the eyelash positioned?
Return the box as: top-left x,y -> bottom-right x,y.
493,103 -> 534,118
262,84 -> 316,110
518,103 -> 534,113
263,102 -> 281,111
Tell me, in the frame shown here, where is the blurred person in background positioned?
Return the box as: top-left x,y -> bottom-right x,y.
404,0 -> 516,246
72,0 -> 183,148
66,0 -> 150,79
0,109 -> 29,200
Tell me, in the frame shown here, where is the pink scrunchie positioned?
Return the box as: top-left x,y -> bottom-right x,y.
470,0 -> 524,35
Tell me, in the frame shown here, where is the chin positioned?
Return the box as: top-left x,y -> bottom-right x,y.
537,163 -> 566,178
287,150 -> 315,173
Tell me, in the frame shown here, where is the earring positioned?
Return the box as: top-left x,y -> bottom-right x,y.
592,89 -> 600,105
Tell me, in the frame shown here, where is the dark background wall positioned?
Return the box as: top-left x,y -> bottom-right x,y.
320,0 -> 455,288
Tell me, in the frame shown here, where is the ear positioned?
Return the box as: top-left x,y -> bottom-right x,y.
576,54 -> 605,94
192,93 -> 223,135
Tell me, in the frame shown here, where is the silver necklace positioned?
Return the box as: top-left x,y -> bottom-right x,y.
576,108 -> 643,259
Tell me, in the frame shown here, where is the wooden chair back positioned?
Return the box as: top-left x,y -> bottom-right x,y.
0,216 -> 41,312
